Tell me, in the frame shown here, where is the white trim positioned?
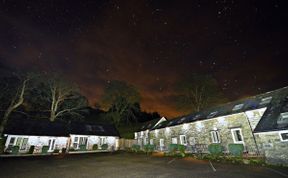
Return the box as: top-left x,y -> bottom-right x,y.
179,135 -> 187,145
254,130 -> 288,135
210,130 -> 221,143
231,128 -> 244,144
279,131 -> 288,142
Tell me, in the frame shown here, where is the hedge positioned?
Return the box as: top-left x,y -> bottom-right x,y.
42,146 -> 49,154
168,144 -> 178,153
101,144 -> 108,150
131,144 -> 141,152
208,144 -> 223,155
92,144 -> 98,150
228,144 -> 244,157
79,145 -> 87,151
12,146 -> 20,154
28,146 -> 35,154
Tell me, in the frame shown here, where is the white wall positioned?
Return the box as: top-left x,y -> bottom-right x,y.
5,134 -> 69,153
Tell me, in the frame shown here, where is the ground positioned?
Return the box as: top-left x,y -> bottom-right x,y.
0,152 -> 287,178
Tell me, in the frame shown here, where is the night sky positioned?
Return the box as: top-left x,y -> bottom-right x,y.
1,0 -> 288,118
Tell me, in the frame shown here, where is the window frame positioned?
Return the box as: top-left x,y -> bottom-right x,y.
159,139 -> 164,147
279,131 -> 288,142
210,130 -> 221,143
231,128 -> 244,144
179,135 -> 187,145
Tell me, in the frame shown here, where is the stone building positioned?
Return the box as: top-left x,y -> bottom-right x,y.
135,87 -> 288,165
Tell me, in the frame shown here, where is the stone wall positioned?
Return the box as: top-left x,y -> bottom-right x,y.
255,131 -> 288,165
149,112 -> 263,154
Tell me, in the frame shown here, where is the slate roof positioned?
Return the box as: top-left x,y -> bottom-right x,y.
151,87 -> 288,132
137,117 -> 166,132
4,118 -> 69,136
4,118 -> 120,137
69,122 -> 120,136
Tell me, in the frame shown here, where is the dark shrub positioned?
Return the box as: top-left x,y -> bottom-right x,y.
143,144 -> 155,153
228,144 -> 244,157
101,144 -> 108,150
28,146 -> 35,154
131,144 -> 140,152
53,149 -> 60,153
79,145 -> 87,151
92,144 -> 98,150
178,145 -> 186,157
61,148 -> 66,153
41,146 -> 49,154
0,138 -> 5,154
69,148 -> 75,152
208,144 -> 223,155
12,146 -> 20,154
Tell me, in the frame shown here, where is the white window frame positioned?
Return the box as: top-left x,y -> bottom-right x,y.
179,135 -> 187,145
171,137 -> 177,144
159,139 -> 164,147
149,139 -> 153,145
231,128 -> 244,144
99,137 -> 107,145
134,132 -> 138,139
279,131 -> 288,142
211,130 -> 221,143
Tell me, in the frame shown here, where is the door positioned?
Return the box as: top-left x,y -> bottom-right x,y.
48,138 -> 56,152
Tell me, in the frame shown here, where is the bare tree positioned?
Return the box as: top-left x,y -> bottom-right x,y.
174,74 -> 227,113
0,75 -> 29,135
31,74 -> 88,122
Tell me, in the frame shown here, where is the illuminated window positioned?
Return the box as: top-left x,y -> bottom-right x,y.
277,112 -> 288,125
20,138 -> 28,150
231,128 -> 244,143
211,130 -> 220,143
179,135 -> 187,145
134,132 -> 138,139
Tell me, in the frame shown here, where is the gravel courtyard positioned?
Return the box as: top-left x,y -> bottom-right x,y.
0,152 -> 287,178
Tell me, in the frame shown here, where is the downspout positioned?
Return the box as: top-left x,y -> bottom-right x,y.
244,112 -> 260,156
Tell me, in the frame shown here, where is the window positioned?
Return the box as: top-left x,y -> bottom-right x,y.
160,139 -> 164,147
16,137 -> 23,146
171,137 -> 177,144
279,131 -> 288,142
79,137 -> 88,146
20,138 -> 28,150
100,137 -> 106,145
231,128 -> 244,143
140,131 -> 144,138
260,96 -> 272,105
189,137 -> 196,145
9,137 -> 16,146
150,139 -> 153,145
143,137 -> 148,145
210,131 -> 220,143
179,135 -> 187,145
73,137 -> 78,148
207,111 -> 218,118
277,112 -> 288,125
232,104 -> 244,111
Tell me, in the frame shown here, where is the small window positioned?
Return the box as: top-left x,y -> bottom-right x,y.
232,104 -> 244,111
211,130 -> 220,143
79,137 -> 88,145
279,132 -> 288,142
16,137 -> 23,146
143,138 -> 148,145
160,139 -> 164,147
74,137 -> 78,142
189,137 -> 196,145
20,138 -> 28,150
277,112 -> 288,125
150,139 -> 153,145
100,137 -> 107,145
171,137 -> 177,144
208,111 -> 218,118
231,128 -> 244,143
179,135 -> 187,145
260,96 -> 272,105
8,137 -> 16,147
140,131 -> 144,137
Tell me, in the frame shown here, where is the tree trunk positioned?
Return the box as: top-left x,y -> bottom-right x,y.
0,107 -> 13,136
